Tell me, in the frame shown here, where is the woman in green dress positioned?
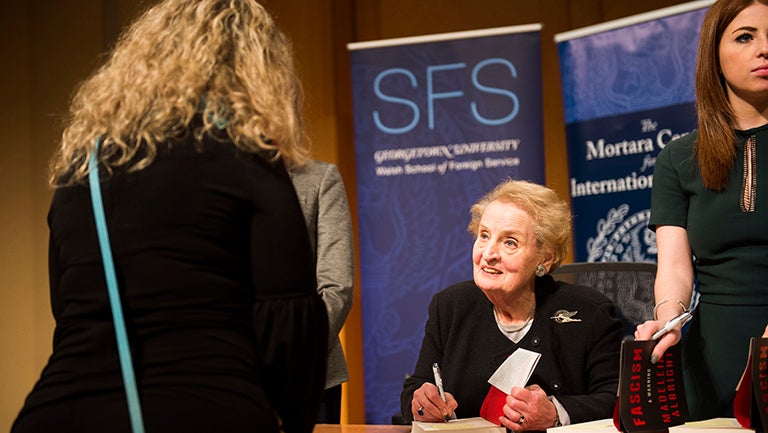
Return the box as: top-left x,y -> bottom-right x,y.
634,0 -> 768,421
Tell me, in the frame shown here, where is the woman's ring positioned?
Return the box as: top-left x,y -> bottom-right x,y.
417,406 -> 424,416
517,415 -> 525,425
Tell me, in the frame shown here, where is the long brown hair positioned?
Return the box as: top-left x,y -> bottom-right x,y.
51,0 -> 308,185
695,0 -> 768,190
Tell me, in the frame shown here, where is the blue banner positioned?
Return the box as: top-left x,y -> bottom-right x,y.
348,25 -> 545,423
556,1 -> 713,263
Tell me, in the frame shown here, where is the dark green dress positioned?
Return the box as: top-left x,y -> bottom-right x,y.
649,125 -> 768,420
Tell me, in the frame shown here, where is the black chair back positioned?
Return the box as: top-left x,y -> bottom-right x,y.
551,261 -> 656,341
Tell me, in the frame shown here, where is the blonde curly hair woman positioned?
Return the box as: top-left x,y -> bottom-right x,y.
52,0 -> 309,186
12,1 -> 327,433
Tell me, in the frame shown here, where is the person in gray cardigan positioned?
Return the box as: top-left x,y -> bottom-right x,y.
290,159 -> 355,423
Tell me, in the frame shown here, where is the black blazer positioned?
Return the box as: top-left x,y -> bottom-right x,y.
401,275 -> 622,424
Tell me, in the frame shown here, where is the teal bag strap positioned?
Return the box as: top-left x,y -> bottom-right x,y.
88,137 -> 146,433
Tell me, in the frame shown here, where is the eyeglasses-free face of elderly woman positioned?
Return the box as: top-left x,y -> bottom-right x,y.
472,200 -> 550,328
401,179 -> 622,431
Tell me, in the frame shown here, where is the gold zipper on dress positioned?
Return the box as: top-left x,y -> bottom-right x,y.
740,135 -> 756,213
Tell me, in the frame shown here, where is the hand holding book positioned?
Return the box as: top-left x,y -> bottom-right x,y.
480,348 -> 561,431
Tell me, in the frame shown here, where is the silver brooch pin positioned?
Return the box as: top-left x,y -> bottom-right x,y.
550,310 -> 582,323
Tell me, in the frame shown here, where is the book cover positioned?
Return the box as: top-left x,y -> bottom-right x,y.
412,417 -> 506,433
613,340 -> 688,433
734,337 -> 768,433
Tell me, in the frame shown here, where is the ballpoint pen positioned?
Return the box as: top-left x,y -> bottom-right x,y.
432,362 -> 456,422
651,310 -> 693,340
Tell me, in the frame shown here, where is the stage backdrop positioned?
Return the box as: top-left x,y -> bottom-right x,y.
348,25 -> 545,423
555,0 -> 713,263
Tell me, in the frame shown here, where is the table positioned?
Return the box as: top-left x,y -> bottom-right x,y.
548,417 -> 751,432
313,424 -> 411,433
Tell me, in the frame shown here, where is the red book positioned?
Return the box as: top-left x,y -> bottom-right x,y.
734,337 -> 768,433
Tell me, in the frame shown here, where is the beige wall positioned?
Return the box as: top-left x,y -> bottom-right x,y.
1,0 -> 688,429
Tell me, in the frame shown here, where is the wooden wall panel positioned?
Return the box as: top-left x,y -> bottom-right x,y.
0,3 -> 37,430
1,2 -> 106,431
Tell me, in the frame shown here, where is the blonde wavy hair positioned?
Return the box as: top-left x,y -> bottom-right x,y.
51,0 -> 308,185
467,179 -> 572,272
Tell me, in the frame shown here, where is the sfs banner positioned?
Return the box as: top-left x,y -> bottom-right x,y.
348,25 -> 545,423
556,1 -> 713,262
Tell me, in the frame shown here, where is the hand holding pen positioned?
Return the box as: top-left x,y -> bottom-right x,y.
432,363 -> 457,422
634,309 -> 693,364
411,363 -> 458,422
651,311 -> 692,340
